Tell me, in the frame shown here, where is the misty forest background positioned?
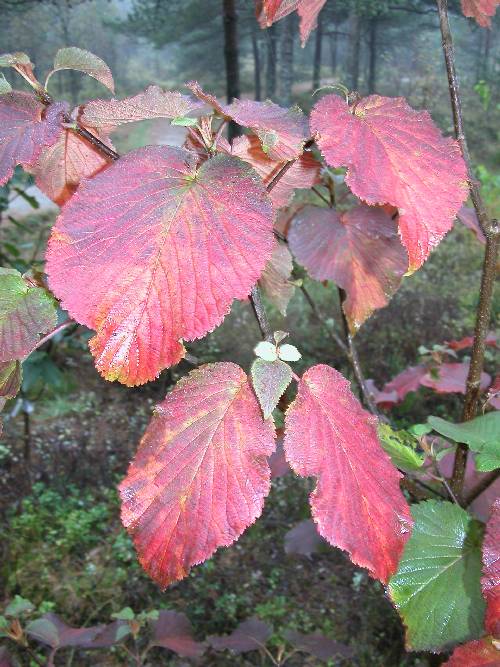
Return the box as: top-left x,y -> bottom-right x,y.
0,1 -> 499,666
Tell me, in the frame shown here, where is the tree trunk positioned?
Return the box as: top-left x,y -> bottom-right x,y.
279,13 -> 295,106
367,18 -> 378,93
347,9 -> 361,91
251,20 -> 262,101
312,8 -> 323,91
222,0 -> 241,141
330,22 -> 338,76
265,24 -> 278,99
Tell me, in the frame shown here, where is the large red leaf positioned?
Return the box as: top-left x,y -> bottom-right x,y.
383,365 -> 427,402
119,363 -> 275,588
444,638 -> 500,666
256,0 -> 327,45
230,134 -> 320,208
81,85 -> 203,133
187,83 -> 309,160
0,93 -> 65,186
461,0 -> 499,27
46,147 -> 275,386
33,110 -> 114,205
283,364 -> 413,582
482,498 -> 500,637
288,204 -> 408,331
421,362 -> 491,394
310,94 -> 469,271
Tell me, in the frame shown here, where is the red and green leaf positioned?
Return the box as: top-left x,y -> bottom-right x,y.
0,93 -> 65,186
288,204 -> 408,331
48,47 -> 114,93
119,363 -> 275,588
258,243 -> 295,315
46,147 -> 275,386
0,268 -> 57,362
310,94 -> 469,271
251,357 -> 293,419
283,364 -> 413,583
0,360 -> 21,398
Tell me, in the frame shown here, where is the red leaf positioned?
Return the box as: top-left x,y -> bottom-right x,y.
482,498 -> 500,638
365,379 -> 398,409
119,363 -> 275,588
446,332 -> 497,351
187,82 -> 309,160
383,365 -> 427,402
288,204 -> 408,331
33,110 -> 114,205
230,134 -> 320,208
150,611 -> 205,658
26,613 -> 107,649
258,243 -> 295,315
461,0 -> 499,27
457,206 -> 486,244
310,94 -> 469,271
283,364 -> 413,582
256,0 -> 327,45
81,86 -> 203,134
209,617 -> 272,653
444,638 -> 500,666
284,519 -> 325,556
46,147 -> 275,386
421,362 -> 491,394
285,630 -> 353,661
0,93 -> 65,186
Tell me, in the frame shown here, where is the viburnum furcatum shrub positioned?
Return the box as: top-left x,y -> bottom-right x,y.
0,2 -> 499,661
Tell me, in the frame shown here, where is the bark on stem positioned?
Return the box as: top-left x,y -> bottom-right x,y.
436,0 -> 499,500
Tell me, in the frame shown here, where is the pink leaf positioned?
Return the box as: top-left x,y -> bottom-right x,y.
256,0 -> 327,45
446,332 -> 497,351
187,82 -> 309,160
119,363 -> 275,588
288,204 -> 408,331
461,0 -> 499,27
33,109 -> 114,205
383,365 -> 427,402
230,134 -> 320,208
365,379 -> 398,409
46,147 -> 275,386
482,498 -> 500,638
310,94 -> 469,271
258,243 -> 295,315
297,0 -> 328,45
209,617 -> 272,653
421,362 -> 491,394
283,364 -> 413,582
0,93 -> 65,186
81,86 -> 203,134
150,611 -> 205,658
444,638 -> 500,666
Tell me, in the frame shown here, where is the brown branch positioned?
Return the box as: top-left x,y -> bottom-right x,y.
464,469 -> 500,506
436,0 -> 500,501
249,286 -> 273,341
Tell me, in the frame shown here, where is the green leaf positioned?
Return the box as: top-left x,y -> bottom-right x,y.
377,424 -> 425,472
251,358 -> 292,419
0,52 -> 31,67
48,47 -> 114,93
428,413 -> 500,472
254,341 -> 278,362
408,423 -> 432,437
171,116 -> 198,127
5,595 -> 34,618
0,73 -> 12,94
389,500 -> 485,652
111,607 -> 135,621
278,343 -> 301,362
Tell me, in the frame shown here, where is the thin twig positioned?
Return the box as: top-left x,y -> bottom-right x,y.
300,284 -> 347,355
436,0 -> 500,500
29,319 -> 76,354
311,186 -> 331,207
464,469 -> 500,506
